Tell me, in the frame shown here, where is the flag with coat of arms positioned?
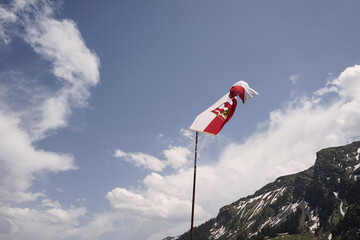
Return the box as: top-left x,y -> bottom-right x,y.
189,81 -> 258,136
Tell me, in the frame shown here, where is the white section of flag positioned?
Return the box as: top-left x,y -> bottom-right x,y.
189,93 -> 230,135
233,81 -> 259,103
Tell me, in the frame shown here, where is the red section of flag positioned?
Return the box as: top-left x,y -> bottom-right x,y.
203,116 -> 224,135
189,80 -> 258,135
229,86 -> 245,103
203,97 -> 238,135
223,97 -> 237,127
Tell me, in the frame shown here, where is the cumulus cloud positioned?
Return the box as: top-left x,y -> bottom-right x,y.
114,145 -> 190,171
164,146 -> 190,169
0,111 -> 76,202
114,150 -> 166,171
0,203 -> 86,240
107,65 -> 360,238
106,173 -> 210,221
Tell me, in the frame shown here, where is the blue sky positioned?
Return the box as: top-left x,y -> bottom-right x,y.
1,0 -> 360,239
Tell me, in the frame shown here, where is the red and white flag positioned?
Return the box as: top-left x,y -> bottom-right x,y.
189,81 -> 258,136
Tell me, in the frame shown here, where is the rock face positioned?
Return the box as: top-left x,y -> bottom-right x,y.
169,141 -> 360,240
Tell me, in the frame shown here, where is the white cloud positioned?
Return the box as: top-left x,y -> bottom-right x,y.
0,204 -> 86,240
0,0 -> 100,202
114,145 -> 190,171
114,149 -> 127,158
107,65 -> 360,238
0,111 -> 76,202
0,0 -> 100,139
180,128 -> 194,139
114,150 -> 167,171
0,5 -> 17,44
106,183 -> 209,221
0,1 -> 102,239
19,2 -> 100,138
289,74 -> 300,85
74,212 -> 119,240
163,146 -> 190,169
41,199 -> 61,209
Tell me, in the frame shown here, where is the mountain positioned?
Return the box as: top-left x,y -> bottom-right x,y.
166,141 -> 360,240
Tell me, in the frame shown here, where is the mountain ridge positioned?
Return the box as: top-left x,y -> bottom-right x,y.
165,141 -> 360,240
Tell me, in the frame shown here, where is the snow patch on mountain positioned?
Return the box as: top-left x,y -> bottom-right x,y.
354,163 -> 360,171
210,225 -> 226,239
310,212 -> 320,232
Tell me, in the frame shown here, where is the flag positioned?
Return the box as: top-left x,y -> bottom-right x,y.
189,81 -> 258,136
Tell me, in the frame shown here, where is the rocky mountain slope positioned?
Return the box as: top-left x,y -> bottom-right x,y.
167,141 -> 360,240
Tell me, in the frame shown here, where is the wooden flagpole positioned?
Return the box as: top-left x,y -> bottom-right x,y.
190,131 -> 199,240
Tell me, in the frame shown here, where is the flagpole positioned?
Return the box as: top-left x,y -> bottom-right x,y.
190,131 -> 199,240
